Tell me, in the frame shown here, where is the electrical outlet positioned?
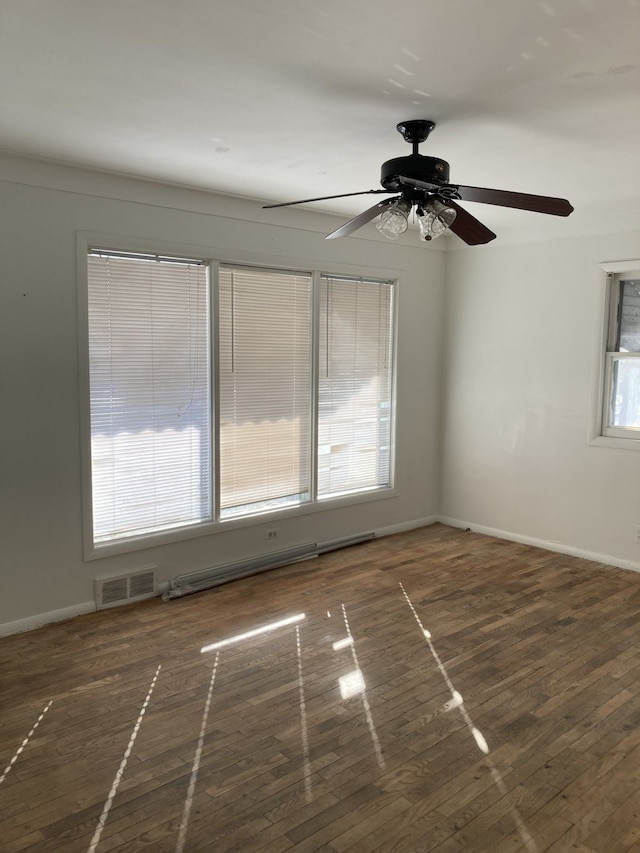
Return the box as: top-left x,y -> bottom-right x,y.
264,528 -> 279,541
635,525 -> 640,544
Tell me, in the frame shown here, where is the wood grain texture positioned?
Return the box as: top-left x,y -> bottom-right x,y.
2,524 -> 640,851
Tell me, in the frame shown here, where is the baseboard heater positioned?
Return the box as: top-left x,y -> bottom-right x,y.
163,532 -> 375,601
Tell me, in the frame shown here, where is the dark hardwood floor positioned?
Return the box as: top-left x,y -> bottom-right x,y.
2,524 -> 640,851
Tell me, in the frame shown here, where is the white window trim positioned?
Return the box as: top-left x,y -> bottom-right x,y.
77,232 -> 399,560
590,259 -> 640,450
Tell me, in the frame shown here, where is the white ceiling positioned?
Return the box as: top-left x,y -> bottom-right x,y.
2,0 -> 640,244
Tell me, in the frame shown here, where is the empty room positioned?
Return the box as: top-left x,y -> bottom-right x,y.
2,1 -> 640,851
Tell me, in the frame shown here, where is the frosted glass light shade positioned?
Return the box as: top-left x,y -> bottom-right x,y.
417,200 -> 457,241
376,199 -> 412,240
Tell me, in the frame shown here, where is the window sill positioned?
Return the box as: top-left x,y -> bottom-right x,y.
85,486 -> 399,561
589,434 -> 640,451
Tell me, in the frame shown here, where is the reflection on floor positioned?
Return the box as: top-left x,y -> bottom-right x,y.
2,523 -> 640,851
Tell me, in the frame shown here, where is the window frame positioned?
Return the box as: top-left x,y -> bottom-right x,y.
77,233 -> 398,559
592,259 -> 640,449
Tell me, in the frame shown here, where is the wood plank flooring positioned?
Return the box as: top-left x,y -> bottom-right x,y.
2,524 -> 640,851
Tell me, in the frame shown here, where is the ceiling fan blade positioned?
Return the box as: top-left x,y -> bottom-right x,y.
263,189 -> 391,209
325,197 -> 401,240
453,185 -> 574,216
445,200 -> 497,245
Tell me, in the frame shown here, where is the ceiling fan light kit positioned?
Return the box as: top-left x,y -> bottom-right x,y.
263,119 -> 574,246
376,197 -> 457,243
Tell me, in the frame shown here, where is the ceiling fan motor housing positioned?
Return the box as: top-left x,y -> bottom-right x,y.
380,154 -> 450,192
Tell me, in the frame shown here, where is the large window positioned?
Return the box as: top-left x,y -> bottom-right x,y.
85,250 -> 395,550
601,263 -> 640,441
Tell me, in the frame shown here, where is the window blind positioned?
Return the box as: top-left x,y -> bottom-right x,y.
218,265 -> 312,517
87,252 -> 211,541
317,276 -> 394,498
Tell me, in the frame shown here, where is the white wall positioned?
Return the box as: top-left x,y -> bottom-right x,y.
442,230 -> 640,569
7,150 -> 639,636
0,154 -> 445,632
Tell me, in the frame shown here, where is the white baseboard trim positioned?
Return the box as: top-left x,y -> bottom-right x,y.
0,601 -> 96,638
438,515 -> 640,574
1,523 -> 440,638
6,515 -> 632,639
375,516 -> 439,538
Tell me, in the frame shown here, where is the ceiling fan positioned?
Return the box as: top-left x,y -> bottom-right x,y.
263,120 -> 574,245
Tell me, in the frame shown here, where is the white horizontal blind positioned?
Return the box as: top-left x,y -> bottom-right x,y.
87,252 -> 211,542
609,278 -> 640,428
218,265 -> 312,517
318,275 -> 394,498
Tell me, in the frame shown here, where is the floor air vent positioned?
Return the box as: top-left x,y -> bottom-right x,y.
95,568 -> 157,610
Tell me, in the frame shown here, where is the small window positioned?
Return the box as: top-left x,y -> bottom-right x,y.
601,265 -> 640,440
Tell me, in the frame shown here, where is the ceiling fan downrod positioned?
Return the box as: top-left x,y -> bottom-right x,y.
380,120 -> 450,192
